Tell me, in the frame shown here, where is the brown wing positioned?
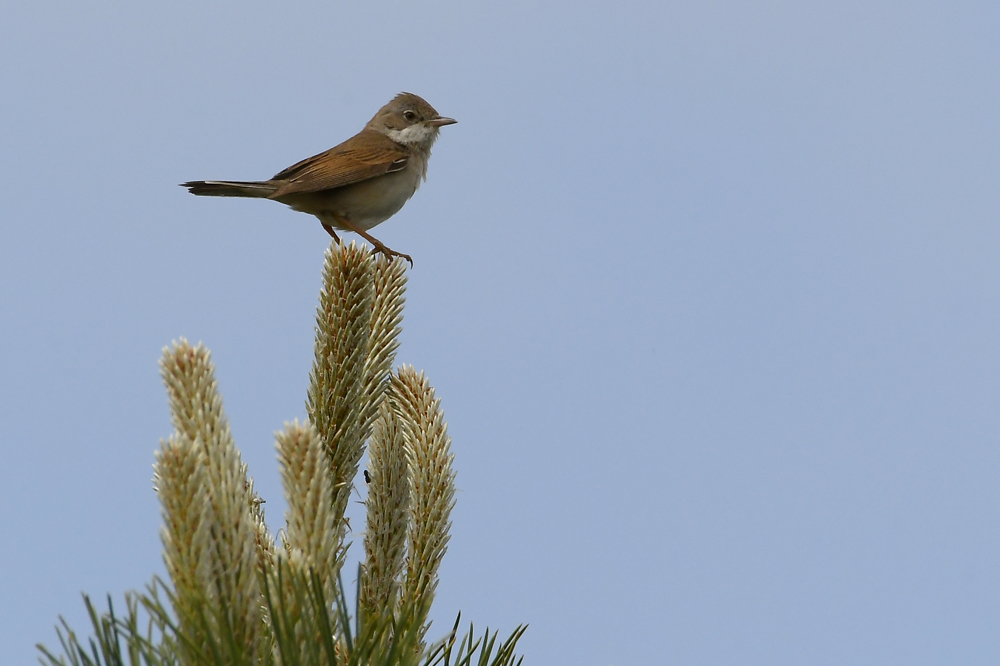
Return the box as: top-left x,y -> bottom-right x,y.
269,129 -> 408,196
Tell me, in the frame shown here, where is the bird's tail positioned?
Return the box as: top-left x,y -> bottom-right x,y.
180,180 -> 278,198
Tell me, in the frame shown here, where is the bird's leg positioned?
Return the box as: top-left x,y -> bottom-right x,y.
333,216 -> 413,267
321,222 -> 341,244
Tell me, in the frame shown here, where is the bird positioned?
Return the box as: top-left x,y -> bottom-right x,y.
181,92 -> 456,265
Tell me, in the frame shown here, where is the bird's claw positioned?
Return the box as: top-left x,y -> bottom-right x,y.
370,244 -> 413,267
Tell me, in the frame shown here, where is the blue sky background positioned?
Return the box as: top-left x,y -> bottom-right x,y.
2,2 -> 999,664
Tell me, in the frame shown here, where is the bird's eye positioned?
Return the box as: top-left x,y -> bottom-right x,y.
403,110 -> 418,122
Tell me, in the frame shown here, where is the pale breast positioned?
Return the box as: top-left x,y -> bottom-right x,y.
280,154 -> 426,231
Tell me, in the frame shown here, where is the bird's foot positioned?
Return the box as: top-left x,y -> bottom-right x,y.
369,242 -> 413,267
325,216 -> 412,267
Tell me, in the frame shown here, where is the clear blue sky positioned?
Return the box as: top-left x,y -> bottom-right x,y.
2,2 -> 999,664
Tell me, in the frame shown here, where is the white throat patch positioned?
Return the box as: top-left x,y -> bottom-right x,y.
384,123 -> 439,148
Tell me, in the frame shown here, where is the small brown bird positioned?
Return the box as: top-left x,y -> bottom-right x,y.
181,92 -> 456,265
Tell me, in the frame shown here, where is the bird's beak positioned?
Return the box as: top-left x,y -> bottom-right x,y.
427,116 -> 457,127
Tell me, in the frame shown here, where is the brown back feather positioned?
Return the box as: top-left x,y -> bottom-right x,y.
269,129 -> 409,197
